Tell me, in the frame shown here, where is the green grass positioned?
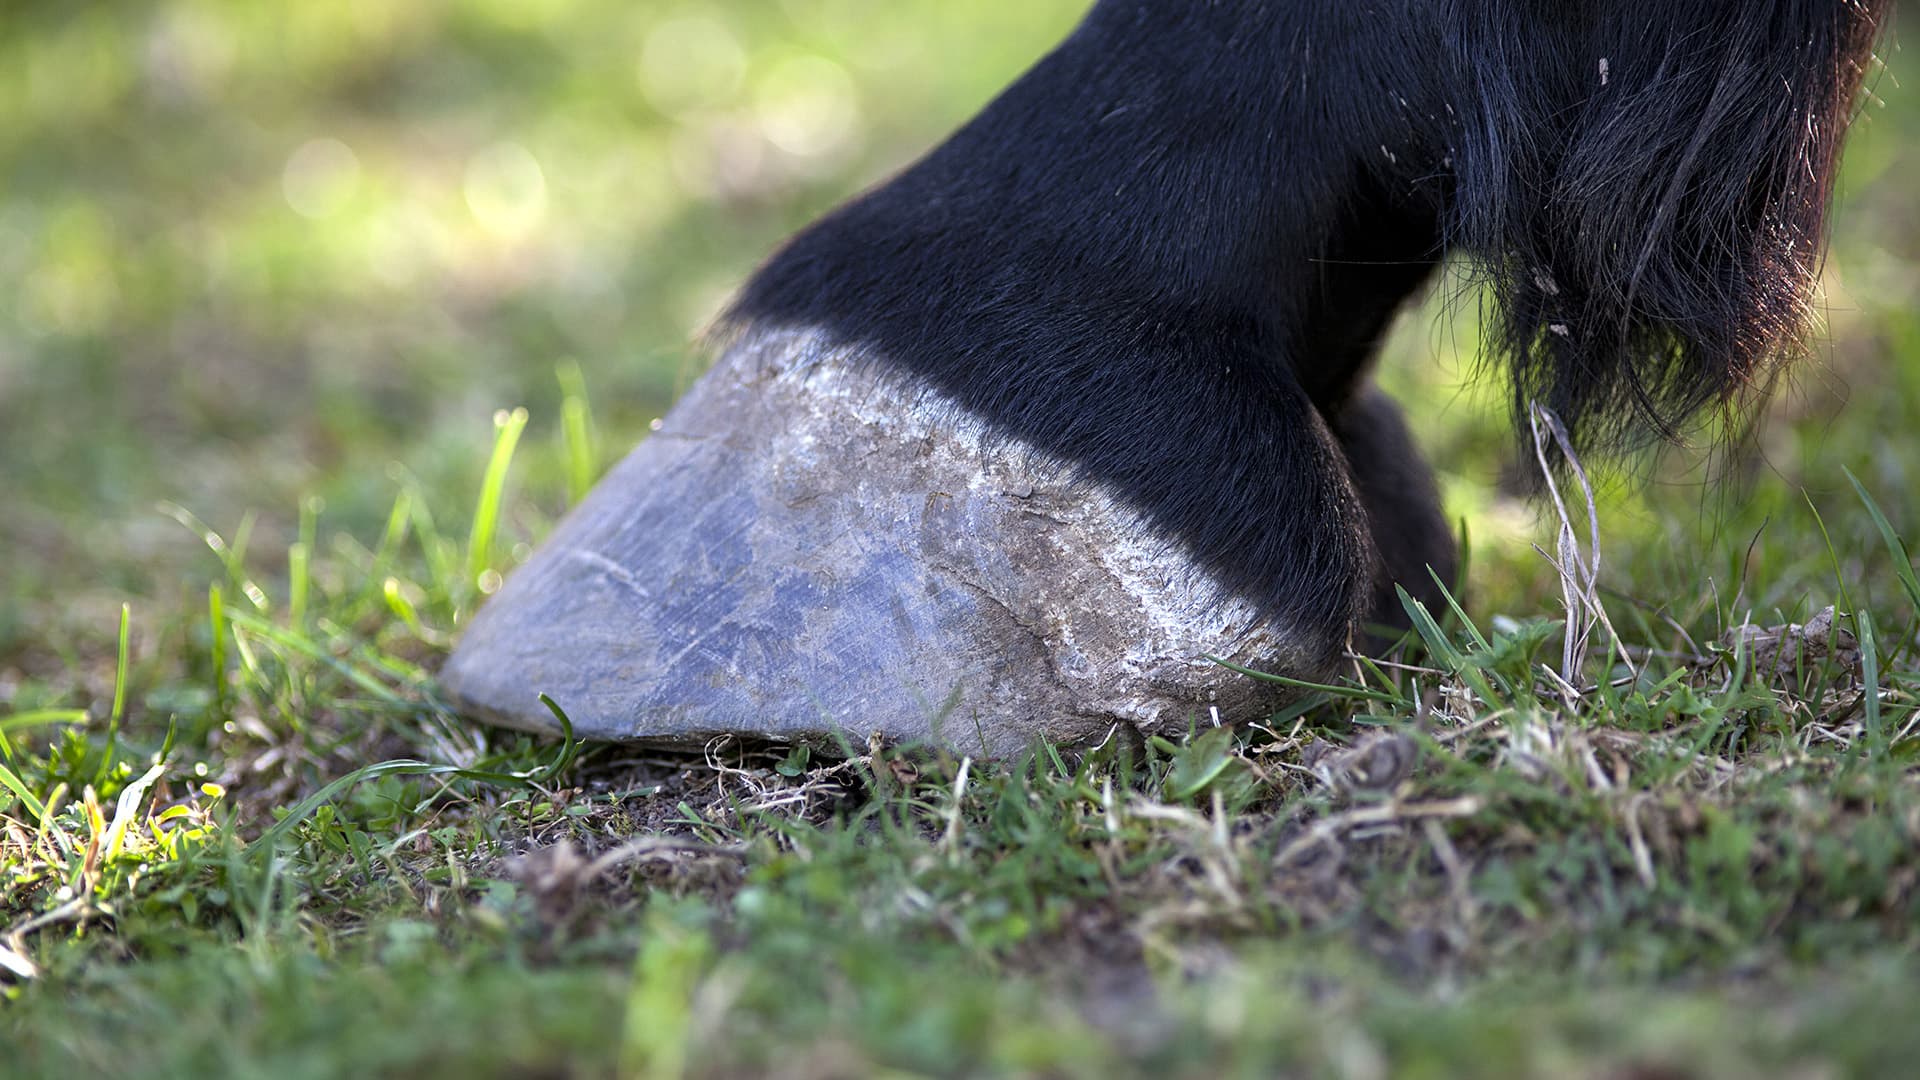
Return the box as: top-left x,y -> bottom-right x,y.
6,2 -> 1920,1077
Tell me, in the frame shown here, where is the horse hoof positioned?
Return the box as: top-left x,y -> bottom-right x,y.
440,328 -> 1325,757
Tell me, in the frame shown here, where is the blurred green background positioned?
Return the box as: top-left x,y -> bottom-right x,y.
1,0 -> 1915,660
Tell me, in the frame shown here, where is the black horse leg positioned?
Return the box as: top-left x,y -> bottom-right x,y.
1326,387 -> 1458,649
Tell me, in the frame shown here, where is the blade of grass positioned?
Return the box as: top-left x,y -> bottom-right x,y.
251,760 -> 491,854
1,709 -> 89,762
383,578 -> 431,641
353,487 -> 415,611
291,495 -> 319,629
229,510 -> 263,609
527,694 -> 582,781
287,543 -> 310,631
1399,585 -> 1465,671
0,709 -> 89,735
0,760 -> 47,821
1794,499 -> 1861,696
222,609 -> 405,706
466,406 -> 530,587
93,604 -> 131,789
403,479 -> 461,599
1204,656 -> 1405,705
1845,468 -> 1920,614
299,494 -> 320,553
1349,652 -> 1410,699
209,584 -> 228,708
249,700 -> 577,857
103,761 -> 167,862
1860,609 -> 1884,762
160,502 -> 269,612
558,360 -> 596,505
1804,493 -> 1858,629
1427,567 -> 1491,650
1398,585 -> 1504,706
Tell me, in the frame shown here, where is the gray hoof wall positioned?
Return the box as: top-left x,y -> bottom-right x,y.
440,329 -> 1319,758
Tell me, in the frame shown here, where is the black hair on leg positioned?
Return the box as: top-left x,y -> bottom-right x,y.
1327,386 -> 1458,648
724,0 -> 1891,658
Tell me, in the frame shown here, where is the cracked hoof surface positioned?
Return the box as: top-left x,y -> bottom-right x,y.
441,329 -> 1321,757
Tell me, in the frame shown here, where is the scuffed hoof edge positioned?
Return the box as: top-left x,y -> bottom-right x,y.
441,326 -> 1338,758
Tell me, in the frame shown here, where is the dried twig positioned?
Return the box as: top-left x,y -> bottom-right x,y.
1273,796 -> 1483,868
1529,402 -> 1640,690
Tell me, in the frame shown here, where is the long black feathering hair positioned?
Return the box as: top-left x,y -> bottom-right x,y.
1445,1 -> 1888,452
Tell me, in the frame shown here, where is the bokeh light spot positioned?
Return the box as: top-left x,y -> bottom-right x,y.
22,205 -> 119,338
464,142 -> 549,238
638,15 -> 746,116
754,55 -> 858,158
283,138 -> 362,220
367,206 -> 430,289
